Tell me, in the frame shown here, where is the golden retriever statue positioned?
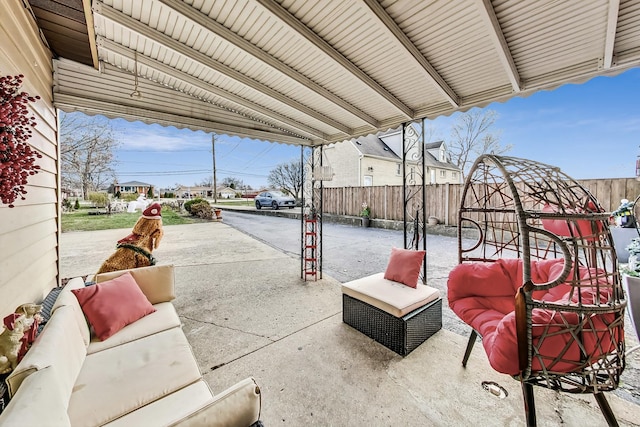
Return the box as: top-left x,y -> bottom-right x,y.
96,202 -> 164,274
0,303 -> 42,374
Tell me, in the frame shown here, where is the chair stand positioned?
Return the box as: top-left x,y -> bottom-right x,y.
594,392 -> 619,427
521,382 -> 537,427
518,384 -> 619,427
462,330 -> 478,367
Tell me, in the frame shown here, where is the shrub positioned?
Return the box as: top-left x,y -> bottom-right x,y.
88,192 -> 110,208
189,201 -> 214,219
74,199 -> 80,210
122,193 -> 139,202
115,191 -> 121,199
147,187 -> 153,198
184,197 -> 206,213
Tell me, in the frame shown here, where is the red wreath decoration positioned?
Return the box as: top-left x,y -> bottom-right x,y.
0,74 -> 42,208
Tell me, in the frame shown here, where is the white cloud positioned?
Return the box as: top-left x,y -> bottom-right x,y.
114,122 -> 210,151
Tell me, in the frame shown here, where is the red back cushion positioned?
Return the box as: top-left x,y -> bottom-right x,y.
72,272 -> 156,341
383,247 -> 426,288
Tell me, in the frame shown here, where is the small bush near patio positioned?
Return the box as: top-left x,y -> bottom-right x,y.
188,201 -> 214,219
88,192 -> 109,208
184,197 -> 206,213
61,205 -> 198,232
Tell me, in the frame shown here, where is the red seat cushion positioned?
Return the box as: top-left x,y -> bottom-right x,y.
448,258 -> 617,375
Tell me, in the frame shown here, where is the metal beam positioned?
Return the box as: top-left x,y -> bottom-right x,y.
98,37 -> 327,140
255,0 -> 413,120
81,0 -> 99,69
361,0 -> 460,107
93,0 -> 353,136
475,0 -> 521,92
603,0 -> 621,69
157,0 -> 379,129
54,93 -> 311,145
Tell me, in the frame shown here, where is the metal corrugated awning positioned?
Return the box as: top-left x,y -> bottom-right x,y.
36,0 -> 640,146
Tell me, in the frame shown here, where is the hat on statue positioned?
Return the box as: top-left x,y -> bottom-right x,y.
142,202 -> 162,219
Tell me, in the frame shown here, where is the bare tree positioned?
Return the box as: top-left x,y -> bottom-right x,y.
268,159 -> 303,199
221,176 -> 243,189
197,176 -> 213,187
60,112 -> 120,198
448,109 -> 511,179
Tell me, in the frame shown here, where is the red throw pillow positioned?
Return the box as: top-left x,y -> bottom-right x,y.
383,247 -> 426,288
72,272 -> 156,341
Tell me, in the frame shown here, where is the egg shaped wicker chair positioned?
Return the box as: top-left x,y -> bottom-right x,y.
447,155 -> 626,426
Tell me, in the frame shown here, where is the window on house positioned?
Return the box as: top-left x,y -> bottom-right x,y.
396,163 -> 401,175
363,175 -> 373,186
452,172 -> 458,179
440,170 -> 446,178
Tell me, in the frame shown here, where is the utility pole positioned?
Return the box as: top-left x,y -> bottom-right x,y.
212,133 -> 217,203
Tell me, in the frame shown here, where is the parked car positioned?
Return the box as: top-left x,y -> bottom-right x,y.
255,191 -> 295,210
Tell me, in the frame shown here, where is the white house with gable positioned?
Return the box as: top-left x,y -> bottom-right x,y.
321,127 -> 462,187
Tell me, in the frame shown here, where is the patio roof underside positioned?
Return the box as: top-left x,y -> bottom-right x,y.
40,0 -> 640,146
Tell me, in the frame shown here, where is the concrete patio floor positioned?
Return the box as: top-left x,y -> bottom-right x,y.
61,222 -> 640,426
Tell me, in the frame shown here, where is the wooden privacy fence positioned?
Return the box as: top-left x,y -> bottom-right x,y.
321,178 -> 640,226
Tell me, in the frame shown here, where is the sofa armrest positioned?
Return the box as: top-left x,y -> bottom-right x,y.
94,264 -> 175,304
169,377 -> 261,427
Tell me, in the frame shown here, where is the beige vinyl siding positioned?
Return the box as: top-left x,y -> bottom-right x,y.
361,158 -> 404,187
0,0 -> 58,315
322,142 -> 361,188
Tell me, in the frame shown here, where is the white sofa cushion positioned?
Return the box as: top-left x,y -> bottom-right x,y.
51,278 -> 91,346
6,305 -> 87,397
342,272 -> 441,317
168,377 -> 262,427
95,264 -> 176,304
0,366 -> 71,426
69,327 -> 203,426
104,381 -> 213,427
87,302 -> 181,354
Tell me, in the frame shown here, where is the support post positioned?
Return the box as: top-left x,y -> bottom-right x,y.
402,121 -> 427,282
301,146 -> 323,280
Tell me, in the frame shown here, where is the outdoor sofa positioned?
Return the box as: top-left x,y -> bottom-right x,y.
0,264 -> 262,426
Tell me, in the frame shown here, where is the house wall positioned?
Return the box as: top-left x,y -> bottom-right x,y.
432,168 -> 462,184
0,0 -> 59,316
322,142 -> 360,187
361,157 -> 403,186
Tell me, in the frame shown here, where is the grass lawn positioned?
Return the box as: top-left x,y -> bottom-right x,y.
61,208 -> 199,232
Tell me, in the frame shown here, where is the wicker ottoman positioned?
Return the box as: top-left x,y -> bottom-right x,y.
342,273 -> 442,356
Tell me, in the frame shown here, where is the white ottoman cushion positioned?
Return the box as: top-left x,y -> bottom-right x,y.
341,272 -> 440,317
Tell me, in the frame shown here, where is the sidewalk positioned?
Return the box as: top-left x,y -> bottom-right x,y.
60,222 -> 640,426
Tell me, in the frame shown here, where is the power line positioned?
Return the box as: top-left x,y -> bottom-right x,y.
118,148 -> 211,152
117,170 -> 210,176
117,169 -> 268,178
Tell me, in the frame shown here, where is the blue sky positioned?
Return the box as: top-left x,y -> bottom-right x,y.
110,67 -> 640,189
